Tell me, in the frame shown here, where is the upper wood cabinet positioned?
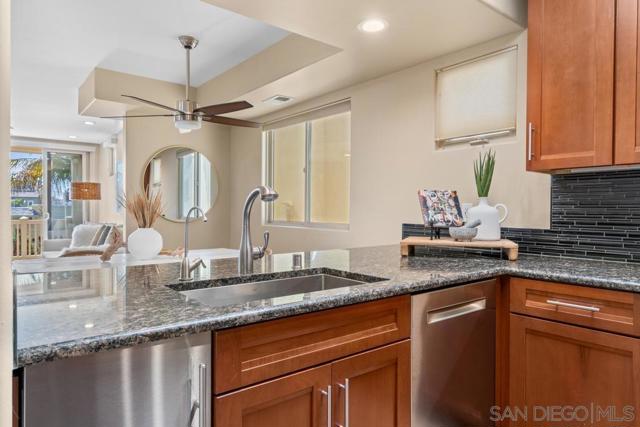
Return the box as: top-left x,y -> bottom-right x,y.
615,0 -> 640,164
527,0 -> 616,171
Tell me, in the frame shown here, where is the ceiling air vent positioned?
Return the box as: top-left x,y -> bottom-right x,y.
263,95 -> 294,105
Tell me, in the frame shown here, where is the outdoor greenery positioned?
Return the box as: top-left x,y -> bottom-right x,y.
10,155 -> 72,197
473,149 -> 496,198
10,157 -> 43,192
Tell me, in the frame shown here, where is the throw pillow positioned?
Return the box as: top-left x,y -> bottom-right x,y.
70,224 -> 102,248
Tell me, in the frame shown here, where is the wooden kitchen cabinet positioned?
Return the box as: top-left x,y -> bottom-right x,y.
13,374 -> 19,427
527,0 -> 615,171
331,340 -> 410,427
509,314 -> 640,426
214,364 -> 332,427
615,0 -> 640,164
509,277 -> 640,337
214,296 -> 410,394
214,341 -> 411,427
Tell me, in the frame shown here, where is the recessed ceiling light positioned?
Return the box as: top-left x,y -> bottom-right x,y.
68,303 -> 77,310
84,322 -> 94,329
357,19 -> 388,33
84,120 -> 95,126
68,135 -> 77,139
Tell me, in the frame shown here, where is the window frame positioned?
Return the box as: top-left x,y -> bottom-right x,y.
264,114 -> 350,230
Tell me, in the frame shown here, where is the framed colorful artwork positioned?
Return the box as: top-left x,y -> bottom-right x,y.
418,189 -> 464,228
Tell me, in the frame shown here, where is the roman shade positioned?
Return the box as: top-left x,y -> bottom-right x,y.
436,46 -> 517,145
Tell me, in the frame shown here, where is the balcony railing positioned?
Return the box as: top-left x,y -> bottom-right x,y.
12,219 -> 44,259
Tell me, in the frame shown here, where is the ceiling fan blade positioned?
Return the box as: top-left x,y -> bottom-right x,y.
194,101 -> 253,116
100,114 -> 177,119
121,95 -> 184,113
203,115 -> 261,128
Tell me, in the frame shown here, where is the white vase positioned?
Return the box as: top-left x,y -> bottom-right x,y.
127,228 -> 163,259
466,197 -> 508,241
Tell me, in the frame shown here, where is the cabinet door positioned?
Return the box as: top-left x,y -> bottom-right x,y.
214,364 -> 331,427
13,374 -> 19,427
331,340 -> 410,427
527,0 -> 615,171
615,0 -> 640,164
509,314 -> 640,426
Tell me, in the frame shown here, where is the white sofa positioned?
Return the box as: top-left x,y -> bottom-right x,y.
42,223 -> 123,258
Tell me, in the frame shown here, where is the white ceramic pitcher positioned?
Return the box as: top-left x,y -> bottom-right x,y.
466,197 -> 508,241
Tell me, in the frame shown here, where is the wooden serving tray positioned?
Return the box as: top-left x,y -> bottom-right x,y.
400,236 -> 519,261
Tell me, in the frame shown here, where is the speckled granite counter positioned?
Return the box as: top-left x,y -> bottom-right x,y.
14,245 -> 640,368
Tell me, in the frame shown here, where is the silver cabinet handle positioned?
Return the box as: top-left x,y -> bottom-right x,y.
320,385 -> 332,427
199,363 -> 207,427
427,298 -> 486,324
528,122 -> 535,160
546,299 -> 600,313
337,379 -> 350,427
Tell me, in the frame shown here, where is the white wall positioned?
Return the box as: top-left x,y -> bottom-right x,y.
0,0 -> 11,424
229,31 -> 551,253
125,110 -> 231,250
95,132 -> 125,225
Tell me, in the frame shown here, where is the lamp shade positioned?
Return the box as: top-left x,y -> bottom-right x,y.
70,182 -> 101,200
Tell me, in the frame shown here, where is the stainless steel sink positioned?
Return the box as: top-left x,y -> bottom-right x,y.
179,273 -> 381,308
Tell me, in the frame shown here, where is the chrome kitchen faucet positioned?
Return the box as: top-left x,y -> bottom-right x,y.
239,186 -> 278,274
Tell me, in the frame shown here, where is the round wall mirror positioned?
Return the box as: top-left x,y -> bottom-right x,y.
142,147 -> 218,222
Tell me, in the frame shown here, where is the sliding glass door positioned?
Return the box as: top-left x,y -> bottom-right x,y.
45,151 -> 84,239
10,148 -> 86,257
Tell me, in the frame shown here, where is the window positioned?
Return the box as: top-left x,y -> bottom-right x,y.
177,150 -> 211,219
151,158 -> 161,186
436,46 -> 517,146
264,102 -> 351,228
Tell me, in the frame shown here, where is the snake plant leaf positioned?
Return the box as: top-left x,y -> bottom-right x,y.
474,149 -> 496,197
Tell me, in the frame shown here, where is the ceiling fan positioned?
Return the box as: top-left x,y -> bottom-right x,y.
101,35 -> 260,133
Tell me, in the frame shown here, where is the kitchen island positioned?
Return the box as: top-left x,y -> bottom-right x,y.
14,244 -> 640,368
13,245 -> 640,427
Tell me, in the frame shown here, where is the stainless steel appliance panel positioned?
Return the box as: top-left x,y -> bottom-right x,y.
24,332 -> 210,427
412,280 -> 496,426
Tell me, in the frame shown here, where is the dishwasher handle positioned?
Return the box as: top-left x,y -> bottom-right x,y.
426,298 -> 487,324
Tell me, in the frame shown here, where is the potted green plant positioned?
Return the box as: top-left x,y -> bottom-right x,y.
466,149 -> 508,240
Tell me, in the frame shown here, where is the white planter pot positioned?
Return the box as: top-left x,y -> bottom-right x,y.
466,197 -> 508,241
127,228 -> 163,259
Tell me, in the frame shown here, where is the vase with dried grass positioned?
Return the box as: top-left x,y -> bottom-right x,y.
119,189 -> 164,259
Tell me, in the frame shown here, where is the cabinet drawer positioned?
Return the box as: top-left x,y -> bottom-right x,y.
214,296 -> 410,394
510,277 -> 640,336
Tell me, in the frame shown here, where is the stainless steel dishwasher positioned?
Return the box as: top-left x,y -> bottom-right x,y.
412,279 -> 496,427
23,332 -> 210,427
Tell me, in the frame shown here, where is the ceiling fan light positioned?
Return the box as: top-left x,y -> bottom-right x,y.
174,115 -> 202,133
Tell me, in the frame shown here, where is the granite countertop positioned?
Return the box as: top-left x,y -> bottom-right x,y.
14,245 -> 640,368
